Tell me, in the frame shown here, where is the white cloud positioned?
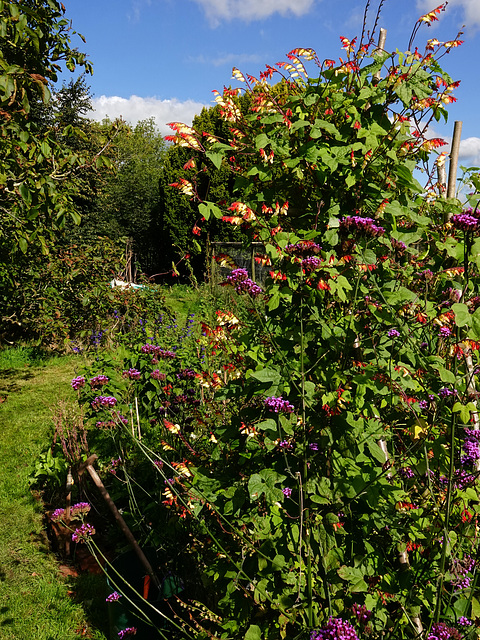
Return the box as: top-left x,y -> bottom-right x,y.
416,0 -> 480,29
89,95 -> 207,134
458,137 -> 480,166
192,0 -> 316,25
187,52 -> 264,67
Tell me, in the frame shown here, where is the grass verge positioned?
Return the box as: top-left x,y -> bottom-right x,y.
0,350 -> 107,640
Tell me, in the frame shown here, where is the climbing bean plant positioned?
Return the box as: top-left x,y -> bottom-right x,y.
62,5 -> 480,640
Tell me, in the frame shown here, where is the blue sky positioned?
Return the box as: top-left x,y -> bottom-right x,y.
62,0 -> 480,165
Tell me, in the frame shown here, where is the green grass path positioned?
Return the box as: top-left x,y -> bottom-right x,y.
0,356 -> 106,640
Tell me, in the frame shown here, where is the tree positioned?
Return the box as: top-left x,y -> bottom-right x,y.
0,0 -> 94,255
68,117 -> 168,274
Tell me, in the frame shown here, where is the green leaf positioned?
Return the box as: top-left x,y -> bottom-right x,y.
248,469 -> 286,503
452,303 -> 471,328
18,182 -> 32,205
437,366 -> 456,384
198,202 -> 223,220
255,133 -> 270,150
245,625 -> 262,640
469,307 -> 480,340
205,150 -> 223,169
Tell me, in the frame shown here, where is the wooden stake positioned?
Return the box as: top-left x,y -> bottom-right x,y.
373,28 -> 387,85
447,121 -> 463,201
78,454 -> 160,588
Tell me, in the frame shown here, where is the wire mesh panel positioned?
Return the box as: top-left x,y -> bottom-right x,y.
210,242 -> 269,285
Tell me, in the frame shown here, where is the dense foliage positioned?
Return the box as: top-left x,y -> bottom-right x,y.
34,3 -> 480,640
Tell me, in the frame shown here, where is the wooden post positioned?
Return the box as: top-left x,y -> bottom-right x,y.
447,121 -> 463,201
77,454 -> 160,588
251,245 -> 256,283
373,28 -> 387,84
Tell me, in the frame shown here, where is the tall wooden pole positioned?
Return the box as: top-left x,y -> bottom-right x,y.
447,121 -> 463,201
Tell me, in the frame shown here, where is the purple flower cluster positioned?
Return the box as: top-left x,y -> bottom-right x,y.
285,240 -> 322,256
91,395 -> 117,410
226,269 -> 263,298
398,467 -> 415,479
264,396 -> 294,414
282,487 -> 292,498
151,369 -> 166,381
451,213 -> 480,233
90,374 -> 109,388
451,554 -> 476,591
109,457 -> 122,475
106,591 -> 121,602
301,256 -> 323,273
458,617 -> 472,626
122,368 -> 141,380
428,622 -> 462,640
388,328 -> 400,338
352,604 -> 372,625
71,502 -> 91,517
390,238 -> 407,254
177,368 -> 196,380
435,468 -> 476,490
439,387 -> 457,399
71,522 -> 95,543
141,344 -> 176,358
309,442 -> 319,451
439,326 -> 452,337
461,429 -> 480,466
118,628 -> 137,638
71,376 -> 86,390
311,617 -> 360,640
417,268 -> 434,280
340,216 -> 385,237
50,508 -> 66,522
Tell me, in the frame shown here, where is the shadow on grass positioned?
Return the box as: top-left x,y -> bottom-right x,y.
0,367 -> 35,395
